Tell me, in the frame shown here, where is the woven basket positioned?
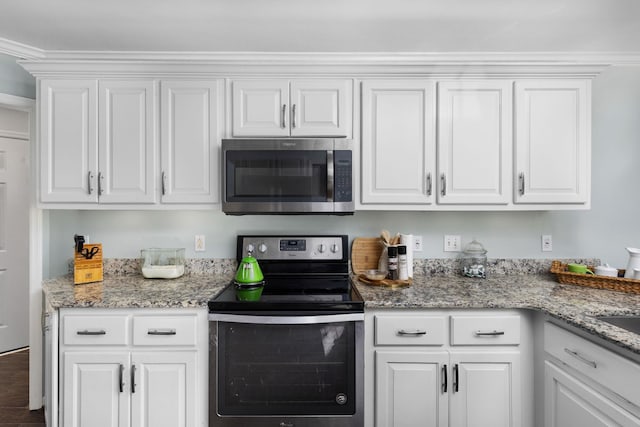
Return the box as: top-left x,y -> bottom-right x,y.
550,260 -> 640,294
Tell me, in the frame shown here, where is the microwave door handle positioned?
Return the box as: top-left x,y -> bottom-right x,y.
327,150 -> 334,201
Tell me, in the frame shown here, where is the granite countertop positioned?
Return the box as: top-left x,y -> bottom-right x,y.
42,257 -> 640,356
355,273 -> 640,355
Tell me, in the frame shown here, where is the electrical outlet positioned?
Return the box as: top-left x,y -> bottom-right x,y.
542,235 -> 553,252
444,235 -> 461,252
195,235 -> 206,252
84,235 -> 90,243
413,236 -> 423,252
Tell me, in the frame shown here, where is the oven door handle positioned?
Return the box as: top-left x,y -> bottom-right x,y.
208,313 -> 363,324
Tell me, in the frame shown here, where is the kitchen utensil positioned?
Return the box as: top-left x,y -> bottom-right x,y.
350,237 -> 384,274
461,239 -> 488,278
594,264 -> 618,277
363,269 -> 386,281
624,248 -> 640,278
567,263 -> 594,275
141,248 -> 185,279
235,251 -> 264,284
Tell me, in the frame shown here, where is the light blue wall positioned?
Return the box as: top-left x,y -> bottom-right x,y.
0,53 -> 36,99
44,66 -> 640,278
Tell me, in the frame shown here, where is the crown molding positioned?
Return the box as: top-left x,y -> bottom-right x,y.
0,38 -> 45,59
13,49 -> 640,78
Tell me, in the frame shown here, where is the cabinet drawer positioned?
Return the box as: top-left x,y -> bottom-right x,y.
545,322 -> 640,408
133,315 -> 197,346
450,315 -> 520,345
62,315 -> 129,346
375,315 -> 446,346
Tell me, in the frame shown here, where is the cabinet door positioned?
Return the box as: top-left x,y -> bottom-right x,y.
161,80 -> 222,204
290,79 -> 352,137
40,79 -> 98,203
232,80 -> 289,137
131,351 -> 198,427
62,352 -> 130,427
361,80 -> 436,205
545,361 -> 640,427
449,351 -> 520,427
98,81 -> 157,204
514,80 -> 590,204
437,81 -> 512,204
375,350 -> 448,427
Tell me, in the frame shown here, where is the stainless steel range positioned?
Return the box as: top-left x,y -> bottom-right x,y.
208,235 -> 364,427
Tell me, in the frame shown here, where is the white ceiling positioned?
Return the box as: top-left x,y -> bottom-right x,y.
1,0 -> 639,53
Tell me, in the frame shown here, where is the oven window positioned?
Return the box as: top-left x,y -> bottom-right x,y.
226,150 -> 328,202
217,321 -> 356,416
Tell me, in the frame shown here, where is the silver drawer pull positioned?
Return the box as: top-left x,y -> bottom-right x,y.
147,328 -> 177,336
397,329 -> 427,336
77,329 -> 106,336
564,348 -> 597,368
474,330 -> 505,337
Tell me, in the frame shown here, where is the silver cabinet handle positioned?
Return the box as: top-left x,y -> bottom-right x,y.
161,171 -> 166,196
147,328 -> 177,336
453,364 -> 459,392
98,172 -> 104,196
292,104 -> 297,128
88,171 -> 94,195
440,174 -> 446,196
131,364 -> 136,393
397,329 -> 427,336
77,329 -> 106,335
426,172 -> 432,196
564,348 -> 597,368
281,104 -> 287,128
119,364 -> 124,393
474,330 -> 505,336
441,364 -> 448,393
519,172 -> 525,196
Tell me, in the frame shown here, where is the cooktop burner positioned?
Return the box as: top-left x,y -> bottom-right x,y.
208,235 -> 364,314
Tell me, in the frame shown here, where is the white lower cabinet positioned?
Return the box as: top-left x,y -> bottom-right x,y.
367,309 -> 525,427
544,322 -> 640,427
59,308 -> 207,427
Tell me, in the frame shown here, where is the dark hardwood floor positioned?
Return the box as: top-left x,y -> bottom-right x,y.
0,348 -> 46,426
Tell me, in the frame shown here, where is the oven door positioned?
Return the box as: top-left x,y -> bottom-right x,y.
209,313 -> 364,427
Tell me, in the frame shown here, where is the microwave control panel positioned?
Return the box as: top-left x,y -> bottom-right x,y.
334,150 -> 352,203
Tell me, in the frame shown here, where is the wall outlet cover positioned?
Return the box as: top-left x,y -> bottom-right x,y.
195,235 -> 206,252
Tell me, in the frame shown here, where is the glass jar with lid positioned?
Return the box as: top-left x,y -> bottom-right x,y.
461,239 -> 487,279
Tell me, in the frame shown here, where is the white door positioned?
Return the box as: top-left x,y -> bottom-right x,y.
437,81 -> 512,205
160,80 -> 222,204
375,350 -> 448,427
98,80 -> 157,204
449,352 -> 521,427
545,361 -> 640,427
40,79 -> 98,203
290,79 -> 352,137
514,80 -> 590,204
131,351 -> 197,427
0,131 -> 29,353
62,351 -> 131,427
361,80 -> 436,206
232,80 -> 290,137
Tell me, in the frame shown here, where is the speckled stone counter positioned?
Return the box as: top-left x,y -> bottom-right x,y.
43,257 -> 640,357
355,273 -> 640,355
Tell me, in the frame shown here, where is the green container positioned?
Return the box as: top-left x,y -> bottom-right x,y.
234,281 -> 264,301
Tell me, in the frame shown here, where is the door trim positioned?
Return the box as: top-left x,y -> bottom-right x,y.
0,93 -> 41,410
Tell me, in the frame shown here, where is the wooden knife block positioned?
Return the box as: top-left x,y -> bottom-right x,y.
74,243 -> 103,285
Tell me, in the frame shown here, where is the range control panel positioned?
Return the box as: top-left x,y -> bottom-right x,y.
238,236 -> 345,261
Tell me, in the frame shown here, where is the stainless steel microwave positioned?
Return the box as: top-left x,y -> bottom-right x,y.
222,139 -> 354,215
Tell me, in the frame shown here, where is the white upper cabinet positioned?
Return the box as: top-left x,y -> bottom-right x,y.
514,80 -> 590,205
437,81 -> 512,205
99,81 -> 157,204
40,79 -> 98,203
231,79 -> 352,137
361,80 -> 436,205
160,80 -> 222,204
40,79 -> 157,205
